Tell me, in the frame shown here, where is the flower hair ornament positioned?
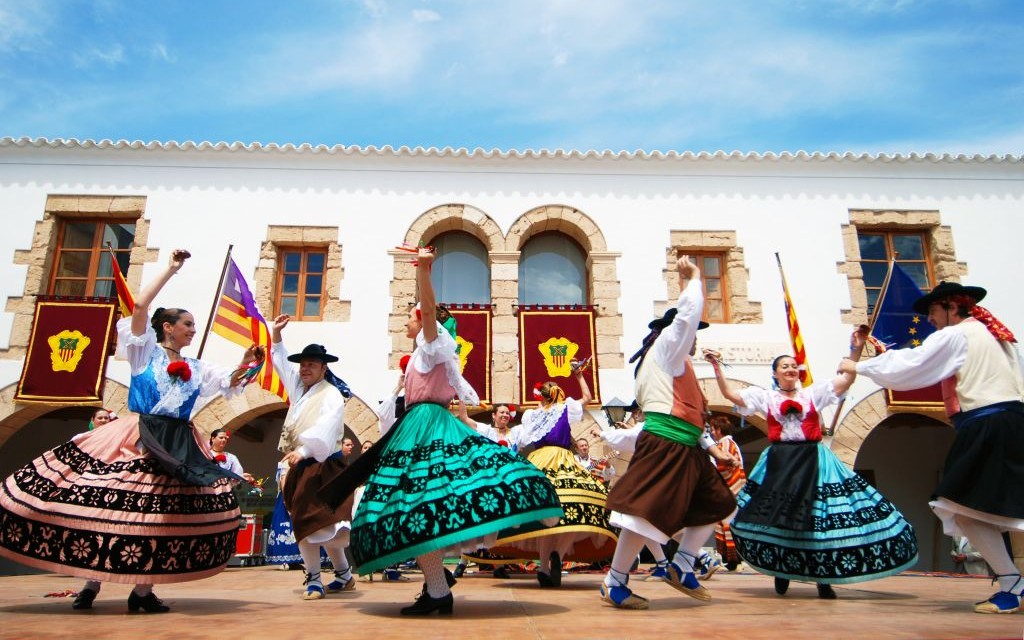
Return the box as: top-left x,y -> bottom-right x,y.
167,361 -> 192,382
533,382 -> 544,399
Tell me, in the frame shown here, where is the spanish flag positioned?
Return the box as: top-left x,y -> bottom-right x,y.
212,258 -> 288,403
775,253 -> 813,387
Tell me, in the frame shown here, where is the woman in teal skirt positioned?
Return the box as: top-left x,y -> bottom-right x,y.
706,338 -> 918,599
319,246 -> 562,615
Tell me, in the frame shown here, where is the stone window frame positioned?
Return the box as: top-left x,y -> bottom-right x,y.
838,210 -> 966,326
391,204 -> 622,404
659,231 -> 762,324
2,195 -> 155,360
254,226 -> 349,323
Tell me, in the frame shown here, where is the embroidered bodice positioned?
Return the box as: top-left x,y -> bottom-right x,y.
737,383 -> 841,443
118,318 -> 236,419
519,398 -> 584,449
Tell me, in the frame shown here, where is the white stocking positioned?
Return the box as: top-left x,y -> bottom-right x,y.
605,529 -> 647,587
417,550 -> 450,598
954,515 -> 1021,593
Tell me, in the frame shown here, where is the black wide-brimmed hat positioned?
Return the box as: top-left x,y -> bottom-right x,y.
648,308 -> 710,331
912,281 -> 987,314
287,343 -> 339,364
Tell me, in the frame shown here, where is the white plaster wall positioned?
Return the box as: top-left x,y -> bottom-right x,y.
1,146 -> 1022,415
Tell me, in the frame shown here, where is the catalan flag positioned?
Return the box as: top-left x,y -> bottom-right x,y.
775,253 -> 813,386
212,258 -> 288,402
107,247 -> 134,317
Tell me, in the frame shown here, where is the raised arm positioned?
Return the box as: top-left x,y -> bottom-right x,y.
705,349 -> 746,408
416,247 -> 438,343
572,362 -> 593,405
131,249 -> 189,336
831,326 -> 866,396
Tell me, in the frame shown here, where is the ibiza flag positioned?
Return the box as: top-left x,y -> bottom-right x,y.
870,263 -> 943,410
519,307 -> 600,406
15,297 -> 117,404
447,305 -> 491,406
211,258 -> 288,403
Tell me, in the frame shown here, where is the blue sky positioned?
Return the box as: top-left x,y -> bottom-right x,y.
1,0 -> 1022,154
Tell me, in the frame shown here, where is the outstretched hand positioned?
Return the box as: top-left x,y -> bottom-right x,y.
676,254 -> 699,280
242,344 -> 265,365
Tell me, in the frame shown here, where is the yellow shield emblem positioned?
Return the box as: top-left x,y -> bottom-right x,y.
456,336 -> 474,373
47,330 -> 91,373
538,337 -> 579,378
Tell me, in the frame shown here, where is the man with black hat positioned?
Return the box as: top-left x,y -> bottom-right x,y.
840,281 -> 1024,614
599,255 -> 739,610
271,314 -> 356,601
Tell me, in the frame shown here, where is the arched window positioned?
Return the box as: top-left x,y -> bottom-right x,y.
519,233 -> 587,305
430,231 -> 490,304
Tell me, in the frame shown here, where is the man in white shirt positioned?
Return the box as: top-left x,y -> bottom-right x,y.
272,314 -> 356,601
840,281 -> 1024,614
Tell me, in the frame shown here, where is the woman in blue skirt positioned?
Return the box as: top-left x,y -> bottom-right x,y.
318,246 -> 562,615
706,337 -> 918,599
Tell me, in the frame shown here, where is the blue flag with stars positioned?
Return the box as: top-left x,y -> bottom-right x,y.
872,263 -> 935,349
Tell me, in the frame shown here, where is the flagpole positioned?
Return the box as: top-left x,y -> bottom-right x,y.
825,257 -> 896,437
197,245 -> 234,359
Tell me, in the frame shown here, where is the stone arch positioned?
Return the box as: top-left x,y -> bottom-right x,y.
830,389 -> 951,466
699,377 -> 768,433
0,379 -> 131,450
389,205 -> 503,370
506,204 -> 608,253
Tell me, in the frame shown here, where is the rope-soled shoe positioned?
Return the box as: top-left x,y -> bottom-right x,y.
303,572 -> 325,600
326,573 -> 356,592
599,583 -> 650,610
663,562 -> 711,602
974,591 -> 1021,614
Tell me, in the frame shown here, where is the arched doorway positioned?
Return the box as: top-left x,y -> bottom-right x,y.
854,413 -> 955,571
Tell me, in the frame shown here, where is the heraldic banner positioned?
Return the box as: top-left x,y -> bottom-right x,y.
447,305 -> 491,406
15,296 -> 117,404
519,307 -> 600,406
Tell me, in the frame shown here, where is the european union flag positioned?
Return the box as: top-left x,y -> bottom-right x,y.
872,263 -> 936,349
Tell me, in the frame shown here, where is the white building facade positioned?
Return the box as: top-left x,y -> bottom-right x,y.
1,137 -> 1022,573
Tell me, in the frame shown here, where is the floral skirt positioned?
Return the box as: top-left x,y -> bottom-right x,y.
349,403 -> 563,574
466,446 -> 617,563
0,414 -> 240,584
731,442 -> 918,585
266,493 -> 302,565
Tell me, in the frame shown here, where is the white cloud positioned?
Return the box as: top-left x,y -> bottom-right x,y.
0,0 -> 55,53
72,44 -> 125,68
412,9 -> 440,23
150,43 -> 175,63
362,0 -> 386,19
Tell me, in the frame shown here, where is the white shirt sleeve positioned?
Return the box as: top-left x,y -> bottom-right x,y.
653,279 -> 705,377
856,328 -> 967,390
597,424 -> 643,454
271,341 -> 304,399
737,386 -> 771,417
116,317 -> 156,374
376,393 -> 400,436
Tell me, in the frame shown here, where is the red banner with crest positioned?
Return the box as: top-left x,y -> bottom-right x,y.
519,307 -> 600,407
15,297 -> 117,404
447,305 -> 492,406
885,384 -> 945,413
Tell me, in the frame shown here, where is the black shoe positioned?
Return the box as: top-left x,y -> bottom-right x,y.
400,591 -> 453,616
817,583 -> 837,599
725,561 -> 738,572
774,577 -> 790,595
127,591 -> 170,613
452,563 -> 466,579
72,588 -> 97,610
549,552 -> 561,587
493,566 -> 510,579
537,571 -> 554,587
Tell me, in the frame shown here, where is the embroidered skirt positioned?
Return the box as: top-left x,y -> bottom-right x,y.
731,442 -> 918,585
0,414 -> 240,584
466,446 -> 616,563
345,402 -> 563,574
266,493 -> 303,565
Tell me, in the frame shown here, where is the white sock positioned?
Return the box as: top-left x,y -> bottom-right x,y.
954,516 -> 1018,589
324,539 -> 353,582
605,529 -> 647,587
674,523 -> 715,573
537,538 -> 555,575
417,551 -> 450,598
646,541 -> 667,563
298,540 -> 324,584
